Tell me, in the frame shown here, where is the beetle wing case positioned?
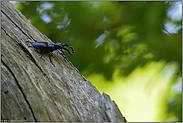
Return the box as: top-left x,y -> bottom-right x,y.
31,42 -> 48,53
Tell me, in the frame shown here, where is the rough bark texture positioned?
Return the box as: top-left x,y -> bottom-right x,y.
1,1 -> 126,122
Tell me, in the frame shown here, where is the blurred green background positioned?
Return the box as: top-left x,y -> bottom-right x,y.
11,1 -> 182,122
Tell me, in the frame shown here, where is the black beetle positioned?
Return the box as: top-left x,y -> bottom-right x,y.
26,41 -> 75,66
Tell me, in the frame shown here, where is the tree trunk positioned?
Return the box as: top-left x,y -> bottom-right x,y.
1,1 -> 126,122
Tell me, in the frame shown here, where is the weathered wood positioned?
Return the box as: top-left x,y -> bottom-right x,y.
1,1 -> 126,122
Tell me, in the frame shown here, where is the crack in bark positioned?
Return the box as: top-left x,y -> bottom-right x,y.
1,5 -> 48,77
50,96 -> 64,121
19,65 -> 53,121
1,59 -> 37,122
1,25 -> 46,77
1,8 -> 35,41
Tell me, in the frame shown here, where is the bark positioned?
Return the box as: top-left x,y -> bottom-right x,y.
1,1 -> 126,122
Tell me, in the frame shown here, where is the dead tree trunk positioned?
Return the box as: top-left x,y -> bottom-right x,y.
1,1 -> 126,122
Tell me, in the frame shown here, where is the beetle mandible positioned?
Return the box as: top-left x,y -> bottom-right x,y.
26,41 -> 75,66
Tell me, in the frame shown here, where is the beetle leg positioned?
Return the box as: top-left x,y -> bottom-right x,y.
59,49 -> 67,58
60,49 -> 65,55
48,53 -> 55,66
61,43 -> 75,53
40,50 -> 46,59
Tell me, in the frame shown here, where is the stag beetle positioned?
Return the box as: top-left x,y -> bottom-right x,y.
26,41 -> 75,66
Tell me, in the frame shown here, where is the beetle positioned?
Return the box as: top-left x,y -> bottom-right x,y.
26,41 -> 75,66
